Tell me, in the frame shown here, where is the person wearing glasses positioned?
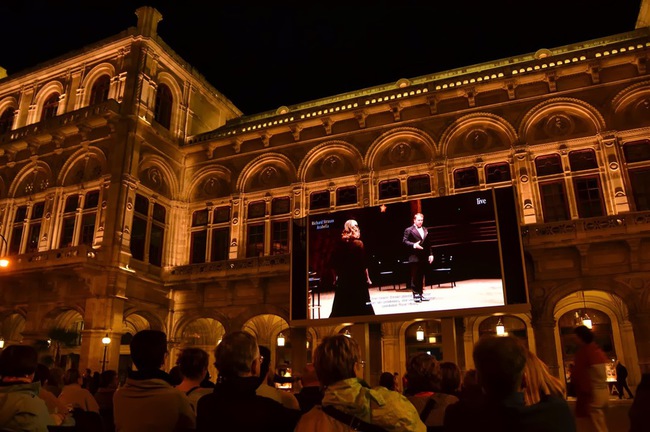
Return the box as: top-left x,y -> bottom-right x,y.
295,334 -> 425,432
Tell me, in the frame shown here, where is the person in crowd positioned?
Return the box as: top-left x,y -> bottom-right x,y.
93,369 -> 118,432
113,329 -> 195,432
44,367 -> 65,397
403,212 -> 434,303
174,347 -> 213,413
522,350 -> 566,406
58,368 -> 100,412
378,371 -> 396,391
0,345 -> 53,431
199,370 -> 215,388
329,219 -> 375,317
572,325 -> 609,432
196,331 -> 301,431
444,335 -> 575,432
81,368 -> 92,390
439,361 -> 462,397
294,363 -> 323,414
33,363 -> 72,426
168,365 -> 183,386
404,353 -> 459,431
393,372 -> 402,394
295,334 -> 425,432
89,371 -> 100,395
566,363 -> 576,398
457,368 -> 482,403
255,345 -> 300,410
615,360 -> 634,399
628,372 -> 649,432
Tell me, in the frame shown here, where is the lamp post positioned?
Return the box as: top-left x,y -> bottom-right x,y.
101,334 -> 111,372
0,234 -> 8,268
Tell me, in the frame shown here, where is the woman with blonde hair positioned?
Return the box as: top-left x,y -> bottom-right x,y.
522,350 -> 566,406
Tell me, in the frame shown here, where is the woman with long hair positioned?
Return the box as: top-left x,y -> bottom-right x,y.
522,350 -> 566,406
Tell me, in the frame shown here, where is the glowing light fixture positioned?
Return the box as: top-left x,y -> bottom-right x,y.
343,329 -> 351,338
277,332 -> 286,347
496,318 -> 506,336
0,338 -> 4,349
581,291 -> 592,329
0,259 -> 8,268
428,335 -> 437,344
416,326 -> 425,342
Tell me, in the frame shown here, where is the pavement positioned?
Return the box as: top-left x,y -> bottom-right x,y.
567,397 -> 634,432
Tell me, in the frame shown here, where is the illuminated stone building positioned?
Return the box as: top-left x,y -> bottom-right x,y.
1,5 -> 649,390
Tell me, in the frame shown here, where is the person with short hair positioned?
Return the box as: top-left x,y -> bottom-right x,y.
58,368 -> 100,412
378,372 -> 396,391
295,334 -> 425,432
403,213 -> 434,303
196,331 -> 300,431
0,345 -> 53,431
444,336 -> 575,432
295,363 -> 323,413
255,345 -> 300,410
174,347 -> 213,413
113,329 -> 195,432
94,369 -> 118,432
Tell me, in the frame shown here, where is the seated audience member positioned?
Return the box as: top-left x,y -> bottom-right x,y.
113,329 -> 195,432
522,350 -> 566,405
404,353 -> 459,431
44,367 -> 65,397
255,345 -> 300,410
94,369 -> 118,432
174,347 -> 213,413
0,345 -> 53,431
196,331 -> 301,431
457,368 -> 482,403
58,368 -> 100,412
378,371 -> 396,391
294,363 -> 323,413
295,334 -> 425,432
629,372 -> 650,432
439,361 -> 461,397
444,335 -> 575,432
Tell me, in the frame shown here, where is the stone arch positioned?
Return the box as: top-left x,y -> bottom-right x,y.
236,153 -> 297,193
59,147 -> 108,186
80,62 -> 116,107
155,71 -> 183,134
519,98 -> 606,145
0,312 -> 26,345
9,161 -> 54,198
187,165 -> 233,201
297,140 -> 364,182
42,307 -> 84,332
137,154 -> 179,199
32,80 -> 65,123
0,96 -> 18,127
0,176 -> 6,200
465,313 -> 535,367
241,313 -> 288,355
123,309 -> 166,333
172,310 -> 231,341
611,81 -> 650,130
365,127 -> 436,171
439,113 -> 517,158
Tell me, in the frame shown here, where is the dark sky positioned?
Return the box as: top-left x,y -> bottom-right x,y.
0,1 -> 643,115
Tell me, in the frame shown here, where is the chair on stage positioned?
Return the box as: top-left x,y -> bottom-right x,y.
371,257 -> 401,291
428,253 -> 456,288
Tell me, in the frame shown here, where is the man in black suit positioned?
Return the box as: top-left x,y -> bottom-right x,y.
402,212 -> 433,303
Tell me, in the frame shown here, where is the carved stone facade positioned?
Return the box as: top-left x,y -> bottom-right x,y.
1,6 -> 650,389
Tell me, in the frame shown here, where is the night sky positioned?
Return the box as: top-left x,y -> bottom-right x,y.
0,1 -> 642,115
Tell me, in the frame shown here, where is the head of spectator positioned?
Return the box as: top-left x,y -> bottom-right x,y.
99,369 -> 118,389
63,368 -> 81,386
177,347 -> 209,384
0,345 -> 38,381
34,363 -> 50,386
379,372 -> 396,391
461,368 -> 478,390
130,329 -> 168,372
404,352 -> 441,396
214,331 -> 261,380
522,350 -> 565,405
574,325 -> 594,346
258,345 -> 272,384
440,361 -> 461,395
313,334 -> 363,387
299,363 -> 320,388
473,335 -> 527,400
168,365 -> 183,386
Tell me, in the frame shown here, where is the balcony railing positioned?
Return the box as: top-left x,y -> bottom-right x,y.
165,254 -> 290,283
0,244 -> 99,272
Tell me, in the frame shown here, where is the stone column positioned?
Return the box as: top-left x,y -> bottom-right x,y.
441,317 -> 458,363
629,312 -> 650,374
79,295 -> 125,374
381,322 -> 401,378
290,326 -> 307,376
531,317 -> 560,378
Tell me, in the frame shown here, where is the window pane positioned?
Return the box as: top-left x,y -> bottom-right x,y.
9,227 -> 22,255
190,230 -> 207,264
130,216 -> 147,261
540,182 -> 569,222
271,221 -> 289,255
574,177 -> 604,218
248,201 -> 266,219
27,223 -> 41,252
407,175 -> 431,195
310,191 -> 330,210
535,154 -> 563,176
134,194 -> 149,215
154,84 -> 173,129
246,224 -> 265,258
0,107 -> 15,134
14,206 -> 27,223
41,93 -> 60,121
60,217 -> 76,248
149,224 -> 165,267
32,202 -> 45,219
454,167 -> 479,188
271,197 -> 290,215
89,75 -> 110,105
80,213 -> 96,246
485,163 -> 511,184
64,195 -> 79,213
84,191 -> 100,209
211,228 -> 230,262
569,149 -> 598,172
153,203 -> 166,223
623,140 -> 650,163
192,210 -> 209,227
378,179 -> 401,200
214,206 -> 231,224
629,168 -> 650,211
336,186 -> 357,206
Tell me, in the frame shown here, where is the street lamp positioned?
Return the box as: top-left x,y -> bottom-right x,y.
101,334 -> 111,372
0,338 -> 4,349
0,234 -> 8,268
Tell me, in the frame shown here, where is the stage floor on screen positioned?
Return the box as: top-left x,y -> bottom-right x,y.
309,279 -> 505,319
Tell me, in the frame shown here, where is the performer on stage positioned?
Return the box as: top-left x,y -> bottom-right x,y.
402,213 -> 434,303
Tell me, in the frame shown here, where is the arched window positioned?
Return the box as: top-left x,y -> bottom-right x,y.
89,75 -> 111,105
41,93 -> 60,121
154,84 -> 173,129
0,107 -> 15,134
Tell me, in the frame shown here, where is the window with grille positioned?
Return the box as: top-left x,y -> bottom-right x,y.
378,179 -> 401,200
248,201 -> 266,219
89,75 -> 111,105
623,140 -> 650,163
246,224 -> 265,258
407,175 -> 431,195
574,177 -> 604,218
41,93 -> 60,121
539,182 -> 569,222
336,186 -> 357,206
9,206 -> 27,255
130,194 -> 167,266
569,149 -> 598,172
485,163 -> 512,184
629,168 -> 650,211
454,167 -> 479,189
190,206 -> 231,264
535,154 -> 563,177
271,221 -> 289,254
60,195 -> 79,248
154,84 -> 173,129
271,197 -> 291,215
310,191 -> 330,210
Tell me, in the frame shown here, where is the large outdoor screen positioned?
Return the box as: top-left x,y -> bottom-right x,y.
290,187 -> 529,325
